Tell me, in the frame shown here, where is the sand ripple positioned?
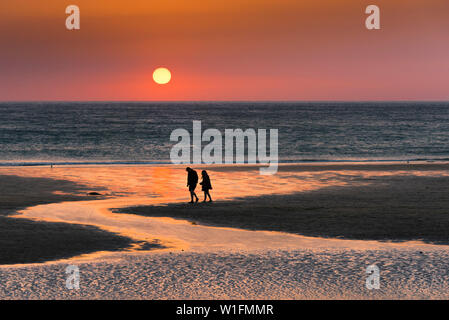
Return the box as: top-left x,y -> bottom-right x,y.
1,248 -> 448,299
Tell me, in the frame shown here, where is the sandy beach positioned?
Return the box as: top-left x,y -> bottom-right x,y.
3,0 -> 449,304
1,162 -> 449,299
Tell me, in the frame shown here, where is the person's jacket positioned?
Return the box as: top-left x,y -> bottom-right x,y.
187,170 -> 198,186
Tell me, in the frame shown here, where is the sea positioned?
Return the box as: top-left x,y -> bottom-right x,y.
0,101 -> 448,166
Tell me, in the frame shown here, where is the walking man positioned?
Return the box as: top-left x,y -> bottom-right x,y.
186,167 -> 199,203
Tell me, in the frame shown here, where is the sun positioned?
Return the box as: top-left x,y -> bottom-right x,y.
153,67 -> 171,85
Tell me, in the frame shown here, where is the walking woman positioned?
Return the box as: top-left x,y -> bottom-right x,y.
200,170 -> 213,202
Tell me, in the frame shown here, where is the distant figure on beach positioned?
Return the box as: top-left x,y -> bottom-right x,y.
186,167 -> 199,203
200,170 -> 213,202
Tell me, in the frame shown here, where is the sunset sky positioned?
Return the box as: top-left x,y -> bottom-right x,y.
0,0 -> 448,101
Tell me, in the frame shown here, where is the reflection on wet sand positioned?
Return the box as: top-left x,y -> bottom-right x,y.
3,163 -> 449,263
0,163 -> 383,199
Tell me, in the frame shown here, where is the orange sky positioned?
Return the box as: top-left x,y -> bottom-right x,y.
0,0 -> 448,101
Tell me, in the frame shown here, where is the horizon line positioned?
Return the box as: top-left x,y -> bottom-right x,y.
1,99 -> 448,103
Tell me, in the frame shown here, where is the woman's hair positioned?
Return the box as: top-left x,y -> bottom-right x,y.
201,170 -> 208,177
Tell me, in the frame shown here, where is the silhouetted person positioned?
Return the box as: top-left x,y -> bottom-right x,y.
186,167 -> 199,203
200,170 -> 213,202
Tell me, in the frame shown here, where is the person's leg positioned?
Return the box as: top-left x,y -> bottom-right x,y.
207,190 -> 212,202
194,191 -> 199,202
189,190 -> 194,203
203,191 -> 207,202
190,185 -> 198,202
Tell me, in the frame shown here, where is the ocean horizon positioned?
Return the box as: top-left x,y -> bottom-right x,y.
1,101 -> 448,166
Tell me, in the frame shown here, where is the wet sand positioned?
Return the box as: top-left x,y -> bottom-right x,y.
0,175 -> 156,265
118,172 -> 449,244
1,162 -> 449,299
